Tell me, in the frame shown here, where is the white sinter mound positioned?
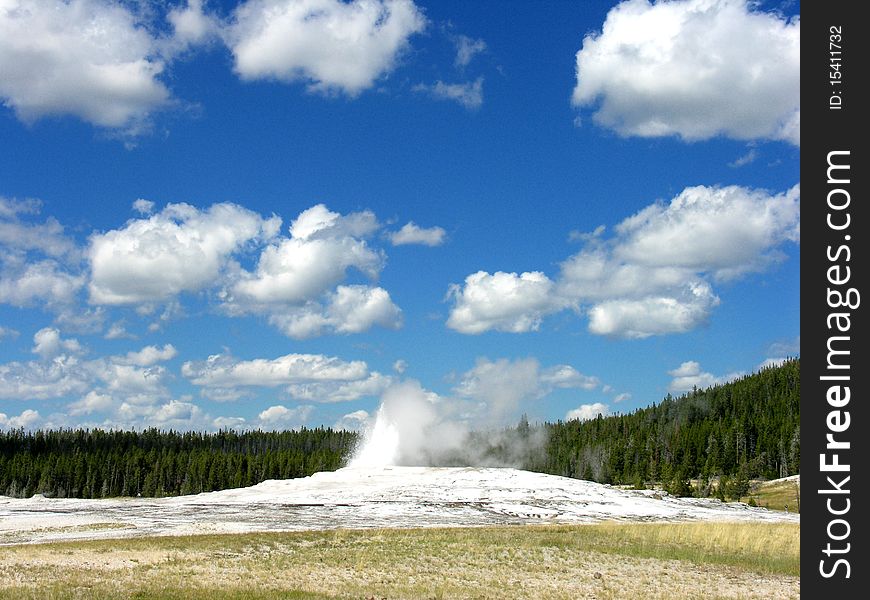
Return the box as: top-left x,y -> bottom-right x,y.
0,466 -> 798,545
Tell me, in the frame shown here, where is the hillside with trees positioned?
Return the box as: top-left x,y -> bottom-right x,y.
534,358 -> 800,498
0,359 -> 798,499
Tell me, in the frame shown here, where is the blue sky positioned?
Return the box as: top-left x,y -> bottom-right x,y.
0,0 -> 800,432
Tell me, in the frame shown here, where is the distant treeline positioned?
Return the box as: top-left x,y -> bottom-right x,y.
531,358 -> 800,498
0,359 -> 798,499
0,427 -> 357,499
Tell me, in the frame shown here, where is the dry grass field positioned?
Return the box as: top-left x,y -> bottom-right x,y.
0,521 -> 799,600
743,478 -> 801,513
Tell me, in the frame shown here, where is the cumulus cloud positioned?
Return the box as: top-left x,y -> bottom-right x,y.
334,409 -> 370,431
226,0 -> 426,95
32,327 -> 83,359
0,0 -> 170,130
118,344 -> 178,367
0,197 -> 84,308
104,321 -> 136,340
167,0 -> 220,50
613,185 -> 800,280
286,372 -> 392,403
67,390 -> 113,416
88,202 -> 281,305
566,402 -> 609,422
572,0 -> 800,145
447,271 -> 560,334
0,408 -> 41,430
182,352 -> 372,402
0,260 -> 85,307
448,183 -> 799,338
613,392 -> 631,403
230,205 -> 382,305
226,204 -> 403,338
267,285 -> 402,339
257,404 -> 314,428
667,360 -> 743,393
389,222 -> 446,246
586,282 -> 719,339
414,78 -> 483,110
1,333 -> 177,406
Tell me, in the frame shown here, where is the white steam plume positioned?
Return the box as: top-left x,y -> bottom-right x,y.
348,378 -> 547,468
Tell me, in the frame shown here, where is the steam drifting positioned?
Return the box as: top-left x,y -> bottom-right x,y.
348,372 -> 549,469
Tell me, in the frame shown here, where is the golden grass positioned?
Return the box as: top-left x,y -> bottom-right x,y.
0,522 -> 799,600
743,479 -> 801,513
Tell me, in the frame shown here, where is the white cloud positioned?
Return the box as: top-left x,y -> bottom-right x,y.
32,327 -> 83,359
0,325 -> 19,340
0,197 -> 84,308
586,282 -> 719,339
667,360 -> 743,393
266,285 -> 402,339
230,205 -> 381,306
453,34 -> 486,68
0,0 -> 170,130
258,404 -> 314,428
67,390 -> 113,416
0,408 -> 41,430
572,0 -> 800,145
182,352 -> 369,389
767,336 -> 800,357
88,202 -> 281,305
566,402 -> 609,422
447,271 -> 560,334
226,0 -> 426,95
1,335 -> 175,403
118,344 -> 178,367
414,78 -> 483,110
613,392 -> 631,403
448,183 -> 798,338
132,199 -> 155,215
0,198 -> 78,259
227,204 -> 403,338
104,321 -> 136,340
286,372 -> 392,403
392,359 -> 408,374
0,355 -> 91,400
728,148 -> 758,168
334,409 -> 370,431
167,0 -> 220,49
540,365 -> 600,390
213,415 -> 248,430
0,260 -> 85,307
613,185 -> 800,280
389,222 -> 446,246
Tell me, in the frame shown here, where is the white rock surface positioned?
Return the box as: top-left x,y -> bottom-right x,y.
0,466 -> 798,545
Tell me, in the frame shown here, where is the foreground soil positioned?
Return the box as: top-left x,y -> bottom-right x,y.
0,522 -> 799,600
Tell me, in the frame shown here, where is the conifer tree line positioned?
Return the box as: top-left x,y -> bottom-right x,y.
528,358 -> 800,498
0,427 -> 356,499
0,359 -> 798,499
